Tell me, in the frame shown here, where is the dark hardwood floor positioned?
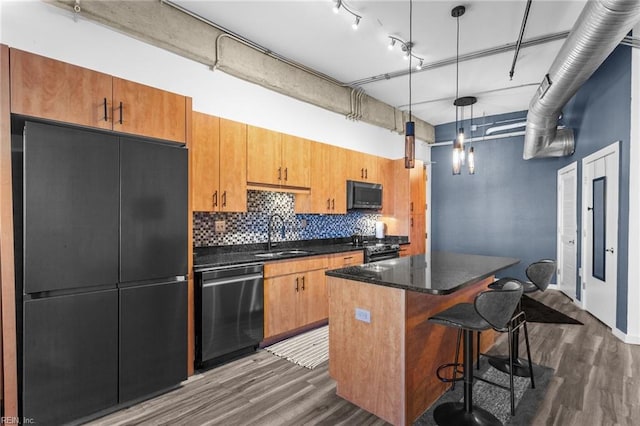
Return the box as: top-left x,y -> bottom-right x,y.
86,290 -> 640,425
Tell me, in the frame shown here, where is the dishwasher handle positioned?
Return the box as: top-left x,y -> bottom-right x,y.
202,273 -> 264,288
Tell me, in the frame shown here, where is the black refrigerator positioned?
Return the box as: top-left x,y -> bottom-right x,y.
15,120 -> 188,424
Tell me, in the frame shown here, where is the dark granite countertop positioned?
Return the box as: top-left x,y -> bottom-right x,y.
325,251 -> 519,295
193,236 -> 409,271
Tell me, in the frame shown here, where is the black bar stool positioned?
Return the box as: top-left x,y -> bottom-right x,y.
487,259 -> 555,377
428,281 -> 523,426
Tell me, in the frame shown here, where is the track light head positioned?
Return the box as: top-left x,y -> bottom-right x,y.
416,59 -> 423,70
352,16 -> 360,30
388,38 -> 396,50
333,0 -> 341,14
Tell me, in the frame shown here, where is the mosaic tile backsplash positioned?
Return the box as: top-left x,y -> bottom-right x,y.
193,190 -> 381,247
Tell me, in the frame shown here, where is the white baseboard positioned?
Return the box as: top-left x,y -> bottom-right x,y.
612,328 -> 640,345
547,284 -> 583,308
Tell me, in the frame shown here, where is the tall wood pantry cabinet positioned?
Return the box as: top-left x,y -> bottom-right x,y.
191,112 -> 247,212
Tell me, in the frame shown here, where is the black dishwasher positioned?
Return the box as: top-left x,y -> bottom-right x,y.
196,263 -> 264,368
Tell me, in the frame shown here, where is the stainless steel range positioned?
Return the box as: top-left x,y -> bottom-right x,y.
364,243 -> 401,263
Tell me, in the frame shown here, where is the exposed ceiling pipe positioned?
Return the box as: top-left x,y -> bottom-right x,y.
523,0 -> 640,160
485,121 -> 527,135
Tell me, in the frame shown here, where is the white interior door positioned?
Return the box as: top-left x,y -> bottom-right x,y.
557,162 -> 578,300
582,142 -> 619,329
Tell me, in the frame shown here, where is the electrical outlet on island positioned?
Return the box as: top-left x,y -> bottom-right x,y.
214,220 -> 226,233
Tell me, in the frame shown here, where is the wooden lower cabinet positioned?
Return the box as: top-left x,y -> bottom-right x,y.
263,256 -> 329,339
327,251 -> 364,269
298,269 -> 328,326
264,274 -> 299,337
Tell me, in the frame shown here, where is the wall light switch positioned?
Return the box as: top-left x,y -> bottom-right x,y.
214,220 -> 226,233
355,308 -> 371,323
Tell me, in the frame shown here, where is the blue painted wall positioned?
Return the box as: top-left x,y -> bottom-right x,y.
431,45 -> 631,331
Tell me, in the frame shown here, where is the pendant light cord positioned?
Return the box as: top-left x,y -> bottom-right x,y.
409,0 -> 413,122
455,11 -> 459,132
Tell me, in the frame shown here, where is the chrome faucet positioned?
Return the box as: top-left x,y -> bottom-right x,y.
267,214 -> 285,251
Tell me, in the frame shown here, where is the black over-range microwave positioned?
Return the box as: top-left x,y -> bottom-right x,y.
346,180 -> 383,210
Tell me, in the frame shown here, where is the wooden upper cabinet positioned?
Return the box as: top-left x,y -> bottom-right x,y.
329,145 -> 347,213
246,125 -> 310,189
347,150 -> 379,182
281,134 -> 310,188
379,158 -> 394,216
10,49 -> 112,130
218,118 -> 247,212
192,112 -> 220,212
192,113 -> 247,213
297,142 -> 347,214
10,49 -> 187,143
112,77 -> 186,143
247,125 -> 281,186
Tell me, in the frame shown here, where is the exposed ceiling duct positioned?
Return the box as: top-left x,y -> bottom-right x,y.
523,0 -> 640,160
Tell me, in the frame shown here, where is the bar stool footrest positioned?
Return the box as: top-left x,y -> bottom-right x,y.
436,362 -> 464,383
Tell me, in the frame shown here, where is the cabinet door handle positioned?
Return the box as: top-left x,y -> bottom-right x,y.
606,248 -> 614,254
284,167 -> 288,181
361,168 -> 364,178
331,199 -> 335,210
344,256 -> 353,260
295,277 -> 299,292
411,217 -> 414,227
213,190 -> 218,208
301,276 -> 305,291
103,98 -> 108,122
222,191 -> 227,207
118,101 -> 123,124
278,167 -> 282,181
411,201 -> 414,212
327,198 -> 331,210
365,168 -> 368,179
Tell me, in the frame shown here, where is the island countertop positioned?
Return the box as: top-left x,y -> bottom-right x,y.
325,251 -> 519,295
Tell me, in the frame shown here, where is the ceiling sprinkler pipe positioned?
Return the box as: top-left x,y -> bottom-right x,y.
523,0 -> 640,159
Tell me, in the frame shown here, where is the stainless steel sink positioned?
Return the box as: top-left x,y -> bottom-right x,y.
254,252 -> 281,258
253,249 -> 312,258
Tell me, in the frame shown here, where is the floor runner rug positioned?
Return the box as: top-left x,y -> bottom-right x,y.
265,325 -> 328,369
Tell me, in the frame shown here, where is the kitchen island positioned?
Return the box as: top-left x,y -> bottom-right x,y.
325,252 -> 519,425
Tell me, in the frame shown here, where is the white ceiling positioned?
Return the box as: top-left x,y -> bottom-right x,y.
173,0 -> 588,125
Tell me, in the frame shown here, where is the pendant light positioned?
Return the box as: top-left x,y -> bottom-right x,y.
404,0 -> 415,169
451,5 -> 477,175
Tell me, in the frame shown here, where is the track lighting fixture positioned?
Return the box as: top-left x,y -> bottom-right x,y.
332,0 -> 362,31
387,36 -> 424,71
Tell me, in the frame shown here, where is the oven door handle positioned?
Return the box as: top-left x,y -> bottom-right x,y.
368,253 -> 400,262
